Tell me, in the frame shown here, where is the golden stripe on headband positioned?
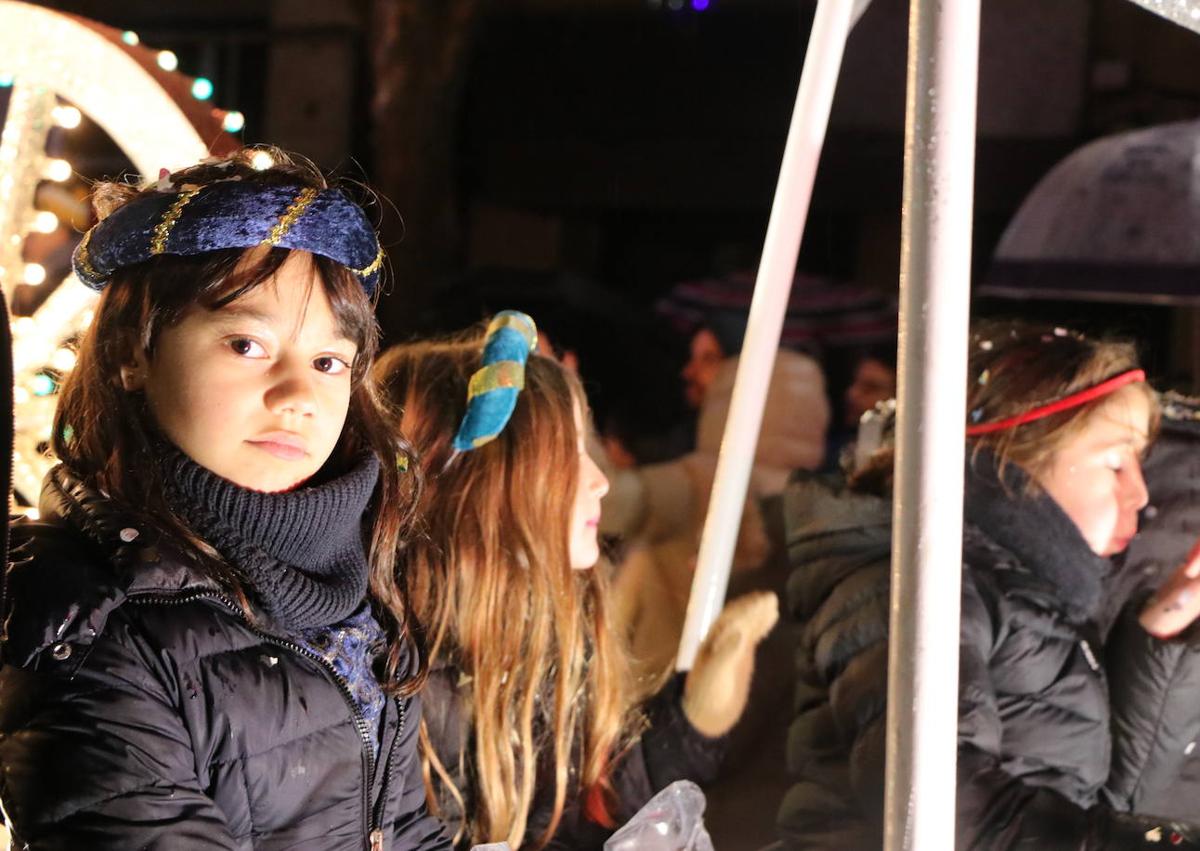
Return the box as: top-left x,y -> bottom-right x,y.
263,187 -> 320,246
74,228 -> 100,281
486,311 -> 538,352
467,360 -> 525,400
150,188 -> 202,255
352,246 -> 384,280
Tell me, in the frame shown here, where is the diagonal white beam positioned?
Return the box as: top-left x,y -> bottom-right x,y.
675,0 -> 871,670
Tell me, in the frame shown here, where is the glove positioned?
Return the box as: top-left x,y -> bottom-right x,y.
681,591 -> 778,738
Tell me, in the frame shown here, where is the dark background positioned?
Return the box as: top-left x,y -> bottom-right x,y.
19,0 -> 1200,399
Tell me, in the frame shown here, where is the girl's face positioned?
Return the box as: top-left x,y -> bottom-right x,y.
1035,387 -> 1151,557
125,251 -> 357,492
569,399 -> 610,570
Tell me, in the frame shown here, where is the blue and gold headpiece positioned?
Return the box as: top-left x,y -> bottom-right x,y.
72,181 -> 385,295
452,310 -> 538,452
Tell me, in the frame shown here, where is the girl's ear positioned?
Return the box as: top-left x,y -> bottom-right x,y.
117,331 -> 150,391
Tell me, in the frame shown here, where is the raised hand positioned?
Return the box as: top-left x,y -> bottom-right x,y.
1141,538 -> 1200,639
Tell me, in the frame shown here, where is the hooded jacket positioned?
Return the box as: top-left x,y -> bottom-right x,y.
609,348 -> 828,688
779,458 -> 1200,849
0,467 -> 450,851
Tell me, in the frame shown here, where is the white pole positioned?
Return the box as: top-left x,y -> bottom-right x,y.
884,0 -> 979,848
676,0 -> 860,671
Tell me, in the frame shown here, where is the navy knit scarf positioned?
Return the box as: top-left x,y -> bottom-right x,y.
964,449 -> 1109,623
161,448 -> 380,630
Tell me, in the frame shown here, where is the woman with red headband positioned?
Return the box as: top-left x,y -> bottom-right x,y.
779,322 -> 1200,849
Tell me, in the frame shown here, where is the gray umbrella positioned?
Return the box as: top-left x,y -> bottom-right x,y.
983,118 -> 1200,305
1129,0 -> 1200,35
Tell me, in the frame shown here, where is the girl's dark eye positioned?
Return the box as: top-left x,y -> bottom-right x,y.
229,338 -> 266,358
314,356 -> 350,375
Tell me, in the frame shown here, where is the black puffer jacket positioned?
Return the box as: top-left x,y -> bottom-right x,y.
0,469 -> 450,850
779,460 -> 1200,849
1103,393 -> 1200,636
421,666 -> 724,849
1106,394 -> 1200,821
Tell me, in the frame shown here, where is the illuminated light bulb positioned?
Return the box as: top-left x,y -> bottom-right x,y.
156,50 -> 179,72
691,0 -> 709,9
12,386 -> 29,405
43,158 -> 72,182
222,110 -> 245,133
52,105 -> 82,129
23,263 -> 46,286
32,210 -> 58,233
22,508 -> 39,520
30,373 -> 55,397
192,77 -> 213,100
249,150 -> 274,171
121,30 -> 140,46
50,348 -> 77,372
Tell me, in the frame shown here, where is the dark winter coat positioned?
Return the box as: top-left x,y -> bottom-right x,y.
0,467 -> 451,851
779,459 -> 1200,850
1106,393 -> 1200,822
1102,392 -> 1200,636
421,665 -> 724,850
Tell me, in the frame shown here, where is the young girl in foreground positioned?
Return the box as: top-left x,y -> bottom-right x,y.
376,316 -> 777,850
783,323 -> 1200,848
0,150 -> 450,850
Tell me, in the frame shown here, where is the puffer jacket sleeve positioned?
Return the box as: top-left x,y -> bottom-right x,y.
388,690 -> 454,850
957,574 -> 1200,850
1105,601 -> 1200,819
537,674 -> 725,850
0,608 -> 239,850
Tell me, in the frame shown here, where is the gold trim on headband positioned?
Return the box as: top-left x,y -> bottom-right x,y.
150,189 -> 201,255
486,311 -> 538,352
467,360 -> 525,399
263,187 -> 320,247
74,228 -> 100,281
352,246 -> 384,280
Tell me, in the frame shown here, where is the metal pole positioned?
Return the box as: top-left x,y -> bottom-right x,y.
884,0 -> 980,848
675,0 -> 861,671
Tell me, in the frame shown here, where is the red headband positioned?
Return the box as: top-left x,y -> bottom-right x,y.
966,369 -> 1146,437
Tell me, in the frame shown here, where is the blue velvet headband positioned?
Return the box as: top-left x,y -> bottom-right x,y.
71,181 -> 385,295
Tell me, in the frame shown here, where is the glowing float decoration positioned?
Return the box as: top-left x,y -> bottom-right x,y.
0,0 -> 240,505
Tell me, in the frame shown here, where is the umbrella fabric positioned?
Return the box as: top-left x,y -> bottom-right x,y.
985,119 -> 1200,305
1126,0 -> 1200,37
655,272 -> 896,356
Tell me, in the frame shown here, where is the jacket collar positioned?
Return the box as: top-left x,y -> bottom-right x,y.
38,464 -> 221,598
964,450 -> 1108,622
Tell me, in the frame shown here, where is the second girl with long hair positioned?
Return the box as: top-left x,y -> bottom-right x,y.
376,314 -> 776,850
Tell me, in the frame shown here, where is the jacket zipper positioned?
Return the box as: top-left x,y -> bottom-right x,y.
369,696 -> 406,850
129,589 -> 387,846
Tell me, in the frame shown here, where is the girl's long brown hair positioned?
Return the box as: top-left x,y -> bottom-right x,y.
53,148 -> 426,694
375,334 -> 633,849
